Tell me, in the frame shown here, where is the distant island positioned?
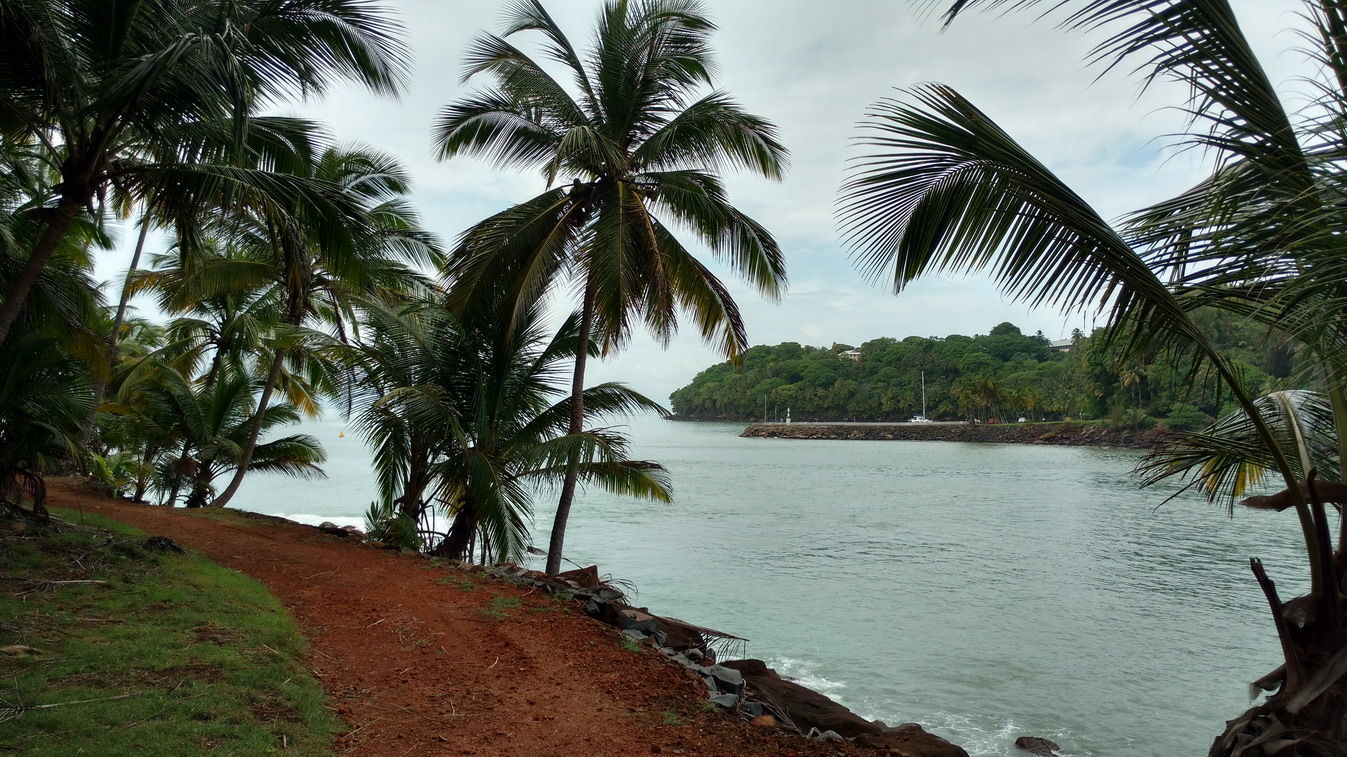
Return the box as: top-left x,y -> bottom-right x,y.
670,315 -> 1301,431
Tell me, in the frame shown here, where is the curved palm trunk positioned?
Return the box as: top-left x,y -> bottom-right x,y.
208,344 -> 288,508
82,215 -> 153,447
0,199 -> 82,344
545,282 -> 596,575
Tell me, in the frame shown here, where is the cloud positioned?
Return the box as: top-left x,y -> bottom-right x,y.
93,0 -> 1306,404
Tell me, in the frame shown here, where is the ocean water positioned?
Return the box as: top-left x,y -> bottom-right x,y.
229,417 -> 1309,756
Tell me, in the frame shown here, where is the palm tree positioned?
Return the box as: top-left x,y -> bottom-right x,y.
435,0 -> 787,574
198,145 -> 441,509
0,0 -> 411,344
837,2 -> 1347,752
340,296 -> 672,565
0,332 -> 92,517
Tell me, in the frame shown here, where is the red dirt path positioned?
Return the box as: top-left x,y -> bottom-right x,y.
48,483 -> 868,757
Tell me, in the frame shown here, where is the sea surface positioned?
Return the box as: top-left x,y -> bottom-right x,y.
229,416 -> 1309,756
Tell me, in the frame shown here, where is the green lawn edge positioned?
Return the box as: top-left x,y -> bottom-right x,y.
0,507 -> 341,755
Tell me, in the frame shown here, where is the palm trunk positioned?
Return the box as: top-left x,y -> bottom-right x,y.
545,281 -> 595,576
207,343 -> 288,508
82,215 -> 153,447
1328,384 -> 1347,556
0,199 -> 82,344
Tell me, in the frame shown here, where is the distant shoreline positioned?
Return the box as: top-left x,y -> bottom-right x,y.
736,420 -> 1162,449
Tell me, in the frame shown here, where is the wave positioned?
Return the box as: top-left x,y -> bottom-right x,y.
259,512 -> 364,529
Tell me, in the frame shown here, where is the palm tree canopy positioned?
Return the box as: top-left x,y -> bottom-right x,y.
434,0 -> 788,356
337,295 -> 671,564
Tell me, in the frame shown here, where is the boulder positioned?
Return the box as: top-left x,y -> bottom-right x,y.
1014,736 -> 1061,756
721,659 -> 969,757
856,723 -> 969,757
709,693 -> 740,708
721,659 -> 876,737
317,522 -> 352,537
616,607 -> 658,635
701,664 -> 744,696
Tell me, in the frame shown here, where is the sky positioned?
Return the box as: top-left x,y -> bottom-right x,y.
97,0 -> 1311,404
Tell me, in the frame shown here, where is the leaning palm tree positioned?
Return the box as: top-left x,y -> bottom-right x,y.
436,0 -> 787,574
838,2 -> 1347,753
0,0 -> 411,344
340,295 -> 672,565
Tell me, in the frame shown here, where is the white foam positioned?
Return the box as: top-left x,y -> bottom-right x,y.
922,712 -> 1082,757
766,656 -> 850,702
257,512 -> 364,529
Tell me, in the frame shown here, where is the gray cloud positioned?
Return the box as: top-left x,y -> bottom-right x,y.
98,0 -> 1307,404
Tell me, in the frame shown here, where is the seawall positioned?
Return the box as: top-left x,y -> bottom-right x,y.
739,421 -> 1161,449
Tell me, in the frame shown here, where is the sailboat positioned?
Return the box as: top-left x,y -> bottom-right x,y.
909,371 -> 932,423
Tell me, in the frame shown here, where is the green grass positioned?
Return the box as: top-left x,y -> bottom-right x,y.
436,575 -> 480,593
618,635 -> 643,653
480,595 -> 520,619
0,509 -> 340,755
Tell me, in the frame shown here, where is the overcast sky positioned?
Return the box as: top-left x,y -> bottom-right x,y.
99,0 -> 1311,404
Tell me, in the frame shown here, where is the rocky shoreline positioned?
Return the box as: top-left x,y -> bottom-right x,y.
740,421 -> 1163,449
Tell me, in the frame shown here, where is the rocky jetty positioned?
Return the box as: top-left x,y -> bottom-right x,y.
740,421 -> 1162,449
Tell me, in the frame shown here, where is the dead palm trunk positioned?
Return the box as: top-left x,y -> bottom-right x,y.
545,281 -> 596,575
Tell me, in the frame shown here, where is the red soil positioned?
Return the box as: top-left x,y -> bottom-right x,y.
47,483 -> 869,756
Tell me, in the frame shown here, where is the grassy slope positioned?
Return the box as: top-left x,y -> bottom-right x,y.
0,508 -> 340,755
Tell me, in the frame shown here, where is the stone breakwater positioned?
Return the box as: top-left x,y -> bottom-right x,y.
740,421 -> 1163,449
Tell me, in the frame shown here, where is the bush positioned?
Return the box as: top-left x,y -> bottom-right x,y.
363,501 -> 422,551
1164,403 -> 1214,431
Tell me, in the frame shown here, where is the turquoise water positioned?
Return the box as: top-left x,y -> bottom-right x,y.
230,417 -> 1308,756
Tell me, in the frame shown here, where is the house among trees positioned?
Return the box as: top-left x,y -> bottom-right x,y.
1049,339 -> 1073,353
840,349 -> 863,362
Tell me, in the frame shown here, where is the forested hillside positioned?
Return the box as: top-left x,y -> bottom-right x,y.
670,314 -> 1300,429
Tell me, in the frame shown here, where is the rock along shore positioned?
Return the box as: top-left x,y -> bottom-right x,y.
740,421 -> 1163,449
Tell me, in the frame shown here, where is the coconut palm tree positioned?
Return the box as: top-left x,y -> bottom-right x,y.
340,295 -> 672,565
837,2 -> 1347,752
435,0 -> 787,574
0,0 -> 411,344
194,145 -> 441,509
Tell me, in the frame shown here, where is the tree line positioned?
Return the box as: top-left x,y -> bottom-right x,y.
672,312 -> 1304,429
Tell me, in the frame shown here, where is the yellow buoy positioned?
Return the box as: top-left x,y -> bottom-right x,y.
338,432 -> 345,438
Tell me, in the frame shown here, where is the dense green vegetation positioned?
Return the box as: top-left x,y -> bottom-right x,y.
0,0 -> 774,572
672,313 -> 1302,428
0,510 -> 339,755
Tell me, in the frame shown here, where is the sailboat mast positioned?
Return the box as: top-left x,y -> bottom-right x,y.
921,371 -> 926,418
